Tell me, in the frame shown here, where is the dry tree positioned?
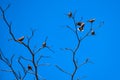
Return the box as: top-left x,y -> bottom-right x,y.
0,3 -> 104,80
0,4 -> 54,80
55,11 -> 104,80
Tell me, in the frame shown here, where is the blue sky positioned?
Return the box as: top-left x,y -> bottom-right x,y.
0,0 -> 120,80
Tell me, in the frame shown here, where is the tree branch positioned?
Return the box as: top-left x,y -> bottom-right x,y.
0,49 -> 19,80
0,5 -> 39,80
55,65 -> 72,76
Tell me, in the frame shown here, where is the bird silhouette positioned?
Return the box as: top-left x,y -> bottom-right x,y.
88,18 -> 95,23
28,64 -> 33,71
17,36 -> 24,42
42,42 -> 46,48
77,27 -> 84,31
67,12 -> 72,18
76,22 -> 85,27
91,30 -> 95,35
77,22 -> 85,31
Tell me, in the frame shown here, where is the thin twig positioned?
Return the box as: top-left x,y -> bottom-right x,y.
0,69 -> 12,72
36,54 -> 51,66
66,25 -> 75,33
27,29 -> 36,46
55,65 -> 72,76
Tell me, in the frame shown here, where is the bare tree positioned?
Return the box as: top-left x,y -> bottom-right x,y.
55,11 -> 104,80
0,3 -> 103,80
0,4 -> 54,80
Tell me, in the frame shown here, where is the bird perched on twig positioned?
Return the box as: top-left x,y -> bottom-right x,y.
88,18 -> 95,23
67,12 -> 72,18
17,36 -> 24,42
42,42 -> 46,48
77,22 -> 85,31
91,30 -> 95,35
28,64 -> 33,71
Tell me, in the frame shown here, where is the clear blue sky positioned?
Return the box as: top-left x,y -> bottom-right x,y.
0,0 -> 120,80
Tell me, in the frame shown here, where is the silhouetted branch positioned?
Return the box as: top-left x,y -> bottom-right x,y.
60,48 -> 74,53
58,11 -> 103,80
37,63 -> 50,67
27,29 -> 36,46
10,54 -> 15,65
35,47 -> 43,54
36,54 -> 51,66
0,5 -> 40,80
18,56 -> 28,80
66,25 -> 75,33
55,65 -> 72,76
78,58 -> 90,68
20,56 -> 32,62
0,69 -> 12,72
46,46 -> 55,53
0,49 -> 19,80
35,37 -> 55,54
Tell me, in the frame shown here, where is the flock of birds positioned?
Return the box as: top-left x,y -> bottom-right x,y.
16,11 -> 97,71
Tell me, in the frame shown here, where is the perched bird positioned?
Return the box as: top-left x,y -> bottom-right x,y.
77,27 -> 84,31
91,30 -> 95,35
67,12 -> 72,18
42,42 -> 46,48
88,18 -> 95,23
76,22 -> 85,27
77,22 -> 85,32
28,64 -> 32,71
17,36 -> 24,42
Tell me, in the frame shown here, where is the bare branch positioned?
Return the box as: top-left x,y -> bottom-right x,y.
36,54 -> 51,66
10,54 -> 15,65
60,48 -> 74,53
18,71 -> 22,79
4,4 -> 11,12
38,63 -> 50,67
45,36 -> 48,42
27,71 -> 46,80
55,65 -> 71,76
46,46 -> 55,53
0,69 -> 12,72
66,25 -> 75,33
18,57 -> 26,73
78,58 -> 92,68
27,29 -> 36,46
35,36 -> 55,54
20,56 -> 32,62
35,47 -> 43,54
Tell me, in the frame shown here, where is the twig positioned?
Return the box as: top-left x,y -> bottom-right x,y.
37,63 -> 50,67
60,48 -> 74,53
0,69 -> 12,72
36,54 -> 51,66
55,65 -> 72,76
46,46 -> 55,53
27,29 -> 36,46
66,25 -> 75,33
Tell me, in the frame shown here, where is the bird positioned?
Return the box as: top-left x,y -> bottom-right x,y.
77,27 -> 84,31
91,30 -> 95,35
67,12 -> 72,18
77,22 -> 85,32
17,36 -> 24,42
88,18 -> 95,23
28,64 -> 32,71
76,22 -> 85,27
42,42 -> 46,48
